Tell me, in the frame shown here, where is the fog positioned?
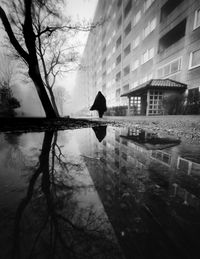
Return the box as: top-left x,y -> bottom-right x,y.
0,0 -> 98,117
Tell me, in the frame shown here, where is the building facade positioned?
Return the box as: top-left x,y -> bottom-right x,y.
76,0 -> 200,115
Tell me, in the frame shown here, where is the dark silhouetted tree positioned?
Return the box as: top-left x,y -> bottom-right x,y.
0,0 -> 106,118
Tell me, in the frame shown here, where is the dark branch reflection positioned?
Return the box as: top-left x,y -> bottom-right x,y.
12,131 -> 122,259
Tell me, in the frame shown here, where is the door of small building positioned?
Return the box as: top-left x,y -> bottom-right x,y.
129,95 -> 147,115
148,90 -> 164,115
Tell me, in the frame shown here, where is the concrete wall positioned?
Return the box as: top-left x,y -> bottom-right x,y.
77,0 -> 200,112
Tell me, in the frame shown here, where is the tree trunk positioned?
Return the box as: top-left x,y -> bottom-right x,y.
0,5 -> 58,118
48,87 -> 60,117
29,66 -> 58,118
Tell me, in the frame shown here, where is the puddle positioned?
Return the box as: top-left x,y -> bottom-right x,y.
0,126 -> 200,259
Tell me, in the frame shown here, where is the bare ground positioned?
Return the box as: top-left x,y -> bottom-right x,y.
94,115 -> 200,143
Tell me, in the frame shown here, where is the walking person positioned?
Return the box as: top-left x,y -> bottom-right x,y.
90,91 -> 107,118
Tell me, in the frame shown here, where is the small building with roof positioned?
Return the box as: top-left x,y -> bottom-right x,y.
121,79 -> 187,116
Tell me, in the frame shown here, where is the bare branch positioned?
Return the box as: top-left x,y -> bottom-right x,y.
0,6 -> 29,62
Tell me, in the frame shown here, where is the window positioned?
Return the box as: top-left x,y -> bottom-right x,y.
157,68 -> 163,77
117,15 -> 122,28
151,17 -> 157,31
143,24 -> 150,39
132,59 -> 139,71
123,65 -> 130,76
116,36 -> 122,48
157,57 -> 182,77
171,59 -> 180,73
124,44 -> 131,57
143,17 -> 157,39
141,47 -> 154,64
164,64 -> 170,75
132,36 -> 140,49
116,88 -> 121,98
144,0 -> 155,12
151,151 -> 171,165
189,49 -> 200,69
123,84 -> 129,93
158,19 -> 186,53
130,96 -> 141,114
124,22 -> 131,37
148,90 -> 163,115
134,10 -> 141,26
115,71 -> 121,82
116,54 -> 121,65
194,8 -> 200,30
160,0 -> 184,22
149,47 -> 154,59
124,0 -> 132,18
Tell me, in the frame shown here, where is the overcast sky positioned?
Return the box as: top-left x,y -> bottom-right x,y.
66,0 -> 98,21
62,0 -> 98,92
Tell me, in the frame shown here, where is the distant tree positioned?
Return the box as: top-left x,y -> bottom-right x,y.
162,93 -> 185,115
0,53 -> 20,116
0,85 -> 20,116
0,0 -> 106,118
54,86 -> 71,116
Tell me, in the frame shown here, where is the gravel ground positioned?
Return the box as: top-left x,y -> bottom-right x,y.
89,115 -> 200,144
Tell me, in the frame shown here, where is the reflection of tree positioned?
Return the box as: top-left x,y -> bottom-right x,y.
12,131 -> 122,259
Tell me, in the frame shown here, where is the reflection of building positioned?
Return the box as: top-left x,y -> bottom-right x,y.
78,126 -> 200,258
177,156 -> 200,176
76,0 -> 200,115
78,126 -> 200,208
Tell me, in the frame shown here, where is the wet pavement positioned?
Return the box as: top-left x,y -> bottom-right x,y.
0,126 -> 200,259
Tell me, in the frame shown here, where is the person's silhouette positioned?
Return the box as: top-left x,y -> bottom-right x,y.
90,91 -> 107,118
92,126 -> 107,142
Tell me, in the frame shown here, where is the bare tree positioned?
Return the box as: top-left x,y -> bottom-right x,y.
0,0 -> 106,118
0,0 -> 59,117
0,52 -> 15,88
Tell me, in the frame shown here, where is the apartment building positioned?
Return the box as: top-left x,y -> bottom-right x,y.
76,0 -> 200,115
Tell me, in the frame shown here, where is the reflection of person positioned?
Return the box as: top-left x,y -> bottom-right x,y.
90,91 -> 107,118
92,126 -> 107,142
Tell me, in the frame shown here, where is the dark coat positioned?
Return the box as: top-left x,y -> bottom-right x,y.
90,91 -> 107,116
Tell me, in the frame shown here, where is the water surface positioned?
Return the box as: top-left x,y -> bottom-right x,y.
0,126 -> 200,259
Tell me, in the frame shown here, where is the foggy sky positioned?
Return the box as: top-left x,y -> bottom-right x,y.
0,0 -> 98,117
